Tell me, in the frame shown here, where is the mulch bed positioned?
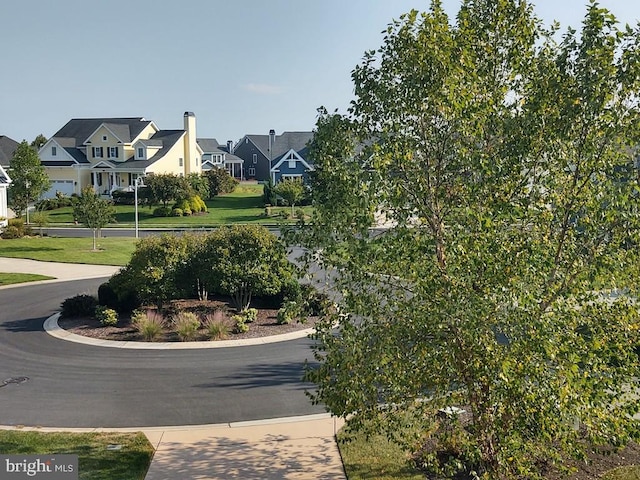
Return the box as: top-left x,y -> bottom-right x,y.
58,298 -> 317,342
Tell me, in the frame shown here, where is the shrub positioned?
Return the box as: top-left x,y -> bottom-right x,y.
98,282 -> 119,309
60,294 -> 98,318
152,206 -> 172,217
173,311 -> 200,341
232,315 -> 249,333
2,218 -> 32,238
132,309 -> 165,341
95,305 -> 118,326
183,208 -> 192,216
111,190 -> 136,205
277,301 -> 301,325
203,311 -> 229,340
244,308 -> 258,323
1,225 -> 22,239
171,208 -> 183,217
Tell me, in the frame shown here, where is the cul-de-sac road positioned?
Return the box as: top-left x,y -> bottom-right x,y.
0,278 -> 324,428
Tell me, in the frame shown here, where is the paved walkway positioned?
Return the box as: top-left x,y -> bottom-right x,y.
0,258 -> 347,479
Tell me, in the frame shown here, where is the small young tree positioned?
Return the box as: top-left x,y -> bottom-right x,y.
73,186 -> 115,250
8,141 -> 51,218
274,178 -> 305,217
29,210 -> 48,236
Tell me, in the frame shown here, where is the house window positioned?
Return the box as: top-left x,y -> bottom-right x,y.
137,147 -> 144,158
282,174 -> 302,181
196,157 -> 199,166
179,158 -> 184,167
108,147 -> 119,159
102,135 -> 108,141
92,147 -> 103,158
288,153 -> 296,169
51,146 -> 57,156
252,154 -> 257,164
248,167 -> 255,177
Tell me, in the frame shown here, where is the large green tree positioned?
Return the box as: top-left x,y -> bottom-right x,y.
296,1 -> 640,478
8,141 -> 51,218
73,186 -> 116,250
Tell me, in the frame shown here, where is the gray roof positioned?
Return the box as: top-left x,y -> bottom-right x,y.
64,147 -> 90,164
51,118 -> 153,146
244,131 -> 313,161
196,138 -> 221,153
0,135 -> 19,167
115,130 -> 184,169
198,138 -> 244,165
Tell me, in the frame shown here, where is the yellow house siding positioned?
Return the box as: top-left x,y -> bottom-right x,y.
145,141 -> 186,176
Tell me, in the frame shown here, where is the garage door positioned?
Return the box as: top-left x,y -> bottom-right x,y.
43,180 -> 75,199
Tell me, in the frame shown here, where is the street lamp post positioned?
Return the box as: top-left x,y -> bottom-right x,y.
134,176 -> 145,238
24,179 -> 30,225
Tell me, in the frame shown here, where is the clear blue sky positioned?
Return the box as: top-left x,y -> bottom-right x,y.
2,1 -> 639,145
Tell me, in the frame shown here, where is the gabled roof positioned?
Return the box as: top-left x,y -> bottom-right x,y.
0,164 -> 11,185
51,118 -> 154,146
0,135 -> 19,167
242,131 -> 313,161
115,130 -> 185,169
270,148 -> 314,172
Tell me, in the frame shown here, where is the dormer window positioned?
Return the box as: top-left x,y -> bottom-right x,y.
51,146 -> 57,156
288,153 -> 296,168
137,147 -> 144,159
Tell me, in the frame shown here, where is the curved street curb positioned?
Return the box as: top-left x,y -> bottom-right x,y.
0,413 -> 338,433
44,313 -> 315,349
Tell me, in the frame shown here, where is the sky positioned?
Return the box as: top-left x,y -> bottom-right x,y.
2,0 -> 640,146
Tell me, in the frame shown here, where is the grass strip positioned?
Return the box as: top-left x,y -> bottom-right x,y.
0,272 -> 55,286
0,430 -> 154,480
0,237 -> 137,266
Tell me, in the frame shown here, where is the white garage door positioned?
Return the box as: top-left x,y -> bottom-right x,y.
43,180 -> 75,199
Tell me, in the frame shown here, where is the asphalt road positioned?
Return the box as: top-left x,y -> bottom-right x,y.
0,278 -> 325,428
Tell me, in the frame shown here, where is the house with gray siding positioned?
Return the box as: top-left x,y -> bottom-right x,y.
233,130 -> 313,183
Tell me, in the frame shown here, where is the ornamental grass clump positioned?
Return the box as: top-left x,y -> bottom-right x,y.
173,312 -> 200,341
202,310 -> 229,340
131,309 -> 165,342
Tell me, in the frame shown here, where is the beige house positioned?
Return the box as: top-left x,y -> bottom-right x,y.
38,112 -> 202,198
0,164 -> 11,226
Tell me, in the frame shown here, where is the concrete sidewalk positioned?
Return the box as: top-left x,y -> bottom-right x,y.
0,257 -> 120,283
143,415 -> 346,480
0,257 -> 348,479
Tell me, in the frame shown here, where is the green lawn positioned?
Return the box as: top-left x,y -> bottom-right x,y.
38,184 -> 311,227
0,430 -> 153,480
0,237 -> 137,266
0,272 -> 55,286
337,429 -> 424,480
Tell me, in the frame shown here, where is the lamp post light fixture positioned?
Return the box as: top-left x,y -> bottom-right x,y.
134,176 -> 145,238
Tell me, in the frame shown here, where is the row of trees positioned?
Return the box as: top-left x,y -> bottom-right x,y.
295,1 -> 640,478
104,226 -> 297,312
